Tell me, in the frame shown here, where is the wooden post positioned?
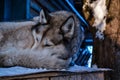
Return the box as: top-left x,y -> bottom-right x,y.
92,0 -> 120,79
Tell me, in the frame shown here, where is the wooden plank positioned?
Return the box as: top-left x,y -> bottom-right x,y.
81,72 -> 104,80
0,71 -> 71,80
0,68 -> 111,80
26,78 -> 49,80
49,72 -> 104,80
0,72 -> 104,80
51,75 -> 82,80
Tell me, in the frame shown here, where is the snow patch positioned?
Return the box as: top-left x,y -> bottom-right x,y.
92,0 -> 107,39
84,0 -> 107,40
0,66 -> 48,76
0,65 -> 93,77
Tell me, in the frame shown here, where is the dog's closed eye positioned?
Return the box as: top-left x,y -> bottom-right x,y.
43,38 -> 54,47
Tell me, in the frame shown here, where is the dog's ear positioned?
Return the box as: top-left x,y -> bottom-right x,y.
61,16 -> 75,39
39,9 -> 49,24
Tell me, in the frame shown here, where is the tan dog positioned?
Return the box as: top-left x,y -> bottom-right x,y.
0,10 -> 84,69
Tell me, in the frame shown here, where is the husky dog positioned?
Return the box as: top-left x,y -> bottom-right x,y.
0,9 -> 84,69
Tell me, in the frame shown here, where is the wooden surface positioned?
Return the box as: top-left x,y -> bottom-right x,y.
0,68 -> 111,80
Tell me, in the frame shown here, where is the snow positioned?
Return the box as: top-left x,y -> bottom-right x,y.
68,65 -> 92,72
0,66 -> 48,76
0,65 -> 94,77
0,64 -> 112,77
83,0 -> 107,40
91,0 -> 107,40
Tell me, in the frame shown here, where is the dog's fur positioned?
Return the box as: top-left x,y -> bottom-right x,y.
0,10 -> 84,69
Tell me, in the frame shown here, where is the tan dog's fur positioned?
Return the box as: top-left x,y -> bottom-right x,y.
0,10 -> 84,69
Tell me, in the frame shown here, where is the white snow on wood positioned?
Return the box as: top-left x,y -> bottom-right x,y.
0,66 -> 48,76
91,0 -> 107,39
0,65 -> 94,77
0,65 -> 111,77
84,0 -> 107,39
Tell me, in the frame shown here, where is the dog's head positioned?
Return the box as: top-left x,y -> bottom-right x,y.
30,9 -> 84,68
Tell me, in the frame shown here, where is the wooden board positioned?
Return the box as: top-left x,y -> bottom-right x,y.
0,68 -> 111,80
